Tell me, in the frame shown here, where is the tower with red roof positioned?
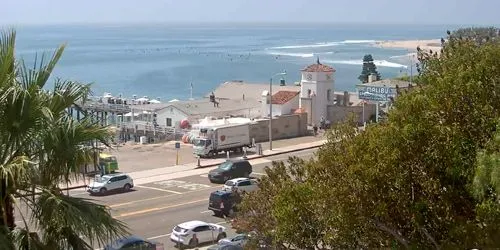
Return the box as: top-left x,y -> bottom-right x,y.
299,57 -> 335,125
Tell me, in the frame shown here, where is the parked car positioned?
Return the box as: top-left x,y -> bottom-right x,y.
223,178 -> 259,193
207,245 -> 244,250
170,220 -> 227,248
208,159 -> 252,183
208,189 -> 242,217
104,235 -> 161,250
218,233 -> 249,247
87,173 -> 134,195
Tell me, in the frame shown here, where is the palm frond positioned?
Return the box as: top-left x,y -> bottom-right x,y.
0,30 -> 16,89
17,43 -> 65,90
32,191 -> 128,248
0,225 -> 15,250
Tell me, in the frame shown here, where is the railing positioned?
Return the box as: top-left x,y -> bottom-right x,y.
77,101 -> 131,113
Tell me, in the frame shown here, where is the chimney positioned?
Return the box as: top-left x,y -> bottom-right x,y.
368,74 -> 374,83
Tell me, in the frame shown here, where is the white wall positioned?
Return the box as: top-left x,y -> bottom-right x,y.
263,94 -> 299,117
155,106 -> 189,129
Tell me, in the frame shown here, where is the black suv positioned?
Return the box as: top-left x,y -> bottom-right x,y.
208,190 -> 242,217
207,159 -> 252,183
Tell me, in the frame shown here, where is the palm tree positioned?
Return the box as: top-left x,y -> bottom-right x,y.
0,30 -> 128,249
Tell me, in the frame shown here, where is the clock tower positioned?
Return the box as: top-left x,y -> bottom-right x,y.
299,57 -> 335,125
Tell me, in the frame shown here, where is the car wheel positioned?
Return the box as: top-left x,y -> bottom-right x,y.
214,211 -> 223,217
188,238 -> 198,248
99,188 -> 107,195
123,184 -> 131,191
217,232 -> 227,241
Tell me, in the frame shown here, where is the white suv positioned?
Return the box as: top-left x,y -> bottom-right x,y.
170,220 -> 226,248
223,177 -> 259,193
87,173 -> 134,195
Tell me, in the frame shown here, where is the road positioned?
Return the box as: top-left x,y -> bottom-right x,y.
101,149 -> 315,249
16,149 -> 317,249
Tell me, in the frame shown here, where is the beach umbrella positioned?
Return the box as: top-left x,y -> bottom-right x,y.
149,99 -> 161,104
168,99 -> 180,102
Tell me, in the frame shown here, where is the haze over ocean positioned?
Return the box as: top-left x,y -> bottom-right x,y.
14,23 -> 458,100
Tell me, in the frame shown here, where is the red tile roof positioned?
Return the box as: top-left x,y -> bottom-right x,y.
302,63 -> 335,72
272,91 -> 299,105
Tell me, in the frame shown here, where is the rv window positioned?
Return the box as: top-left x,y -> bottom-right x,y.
206,140 -> 212,146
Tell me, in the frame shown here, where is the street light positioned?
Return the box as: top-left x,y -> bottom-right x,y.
269,71 -> 287,151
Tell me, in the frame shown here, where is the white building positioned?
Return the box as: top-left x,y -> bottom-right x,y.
299,58 -> 336,125
261,90 -> 300,117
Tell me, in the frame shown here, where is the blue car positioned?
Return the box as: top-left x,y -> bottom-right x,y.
104,235 -> 160,250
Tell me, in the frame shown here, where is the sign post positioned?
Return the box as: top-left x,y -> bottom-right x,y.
175,142 -> 180,165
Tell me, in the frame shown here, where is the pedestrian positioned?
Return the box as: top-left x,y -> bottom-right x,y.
313,124 -> 318,136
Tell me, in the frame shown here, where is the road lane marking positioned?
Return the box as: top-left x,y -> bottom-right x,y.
114,198 -> 208,218
201,210 -> 211,214
200,174 -> 208,177
145,221 -> 228,240
147,233 -> 171,240
135,185 -> 182,194
108,185 -> 222,208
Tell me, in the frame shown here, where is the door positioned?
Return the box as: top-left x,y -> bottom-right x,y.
193,225 -> 211,243
107,177 -> 119,190
238,180 -> 252,192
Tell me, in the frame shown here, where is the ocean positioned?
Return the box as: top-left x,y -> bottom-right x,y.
13,23 -> 457,101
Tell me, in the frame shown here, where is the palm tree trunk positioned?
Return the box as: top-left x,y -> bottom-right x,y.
0,179 -> 15,230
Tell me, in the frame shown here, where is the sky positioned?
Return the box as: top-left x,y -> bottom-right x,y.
1,0 -> 498,26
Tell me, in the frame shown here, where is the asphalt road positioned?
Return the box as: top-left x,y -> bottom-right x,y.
18,149 -> 317,249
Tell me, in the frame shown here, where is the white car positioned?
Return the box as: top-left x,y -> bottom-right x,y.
223,178 -> 259,193
87,173 -> 134,195
170,220 -> 227,248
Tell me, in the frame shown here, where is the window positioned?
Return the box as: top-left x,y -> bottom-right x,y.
307,89 -> 312,97
327,89 -> 331,101
239,181 -> 251,186
166,118 -> 172,127
170,107 -> 174,113
193,225 -> 210,232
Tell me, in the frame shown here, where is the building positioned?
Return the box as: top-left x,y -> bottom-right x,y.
130,98 -> 261,129
299,58 -> 336,125
209,81 -> 301,101
261,90 -> 300,117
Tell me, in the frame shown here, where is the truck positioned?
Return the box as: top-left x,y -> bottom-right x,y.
193,123 -> 252,158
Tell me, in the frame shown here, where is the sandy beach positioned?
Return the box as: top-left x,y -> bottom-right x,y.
376,39 -> 442,52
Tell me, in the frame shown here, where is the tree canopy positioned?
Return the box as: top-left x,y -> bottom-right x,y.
234,28 -> 500,249
0,30 -> 128,249
358,54 -> 381,83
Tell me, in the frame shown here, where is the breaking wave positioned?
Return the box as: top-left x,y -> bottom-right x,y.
323,59 -> 408,68
269,42 -> 340,49
266,51 -> 314,58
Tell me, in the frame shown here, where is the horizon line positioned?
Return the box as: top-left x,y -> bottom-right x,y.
1,20 -> 496,28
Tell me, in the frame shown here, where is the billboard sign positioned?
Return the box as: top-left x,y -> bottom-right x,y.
357,85 -> 396,102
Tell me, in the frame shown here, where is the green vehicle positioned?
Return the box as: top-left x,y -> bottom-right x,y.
99,153 -> 119,174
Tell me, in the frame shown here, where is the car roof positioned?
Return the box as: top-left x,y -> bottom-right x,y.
102,173 -> 129,178
178,220 -> 208,229
227,177 -> 250,183
105,235 -> 146,249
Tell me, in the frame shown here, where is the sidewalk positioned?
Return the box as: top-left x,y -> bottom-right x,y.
62,139 -> 326,189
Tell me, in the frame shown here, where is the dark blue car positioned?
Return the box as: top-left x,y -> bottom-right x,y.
104,235 -> 160,250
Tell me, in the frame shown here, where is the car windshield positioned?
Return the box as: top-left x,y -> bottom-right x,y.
95,176 -> 110,183
224,180 -> 235,186
174,226 -> 188,233
193,139 -> 206,147
218,161 -> 233,171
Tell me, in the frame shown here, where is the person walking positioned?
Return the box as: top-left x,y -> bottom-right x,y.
313,124 -> 318,136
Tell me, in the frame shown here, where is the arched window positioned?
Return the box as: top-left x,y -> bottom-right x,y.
327,89 -> 331,101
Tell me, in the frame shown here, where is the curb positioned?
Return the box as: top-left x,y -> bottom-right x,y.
195,143 -> 323,169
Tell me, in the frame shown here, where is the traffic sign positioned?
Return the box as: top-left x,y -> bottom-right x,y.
175,142 -> 181,149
